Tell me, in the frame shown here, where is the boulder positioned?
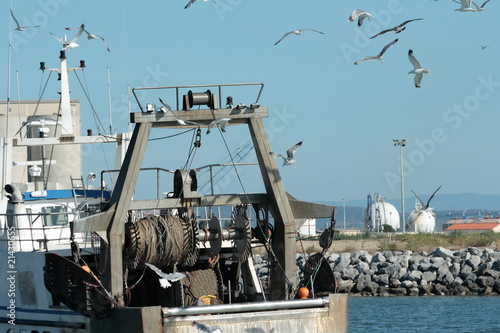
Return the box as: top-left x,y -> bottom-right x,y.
432,247 -> 455,260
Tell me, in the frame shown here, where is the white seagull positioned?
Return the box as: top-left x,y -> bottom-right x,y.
354,39 -> 398,65
145,263 -> 185,289
408,49 -> 430,88
274,29 -> 324,46
192,321 -> 223,333
370,18 -> 423,39
51,24 -> 84,51
159,98 -> 201,126
454,0 -> 477,11
269,141 -> 303,168
66,26 -> 110,52
184,0 -> 216,9
10,9 -> 41,31
348,10 -> 374,26
472,0 -> 490,11
207,118 -> 231,134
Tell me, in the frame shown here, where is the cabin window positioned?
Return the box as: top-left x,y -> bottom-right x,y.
42,206 -> 69,226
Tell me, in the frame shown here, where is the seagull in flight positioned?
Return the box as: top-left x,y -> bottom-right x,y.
454,0 -> 477,11
408,49 -> 430,88
184,0 -> 216,9
51,24 -> 84,51
66,26 -> 110,52
480,45 -> 489,50
369,19 -> 423,39
269,141 -> 303,168
145,263 -> 185,289
192,321 -> 223,333
354,39 -> 398,65
207,118 -> 231,134
471,0 -> 490,11
159,98 -> 200,125
274,29 -> 324,46
348,10 -> 374,26
10,9 -> 41,31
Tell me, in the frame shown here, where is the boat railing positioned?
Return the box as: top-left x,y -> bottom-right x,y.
131,82 -> 264,112
0,211 -> 94,252
101,167 -> 175,201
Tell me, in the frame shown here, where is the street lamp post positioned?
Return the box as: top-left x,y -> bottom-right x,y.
342,198 -> 346,229
393,139 -> 406,233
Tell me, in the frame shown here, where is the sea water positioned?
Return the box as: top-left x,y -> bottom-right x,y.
349,296 -> 500,332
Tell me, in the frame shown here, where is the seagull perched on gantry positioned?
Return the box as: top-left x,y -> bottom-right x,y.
184,0 -> 216,9
192,321 -> 223,333
269,141 -> 303,168
348,10 -> 374,26
408,49 -> 430,88
10,9 -> 41,31
66,26 -> 110,52
51,24 -> 84,51
274,29 -> 324,46
354,39 -> 398,65
207,118 -> 231,134
370,18 -> 423,39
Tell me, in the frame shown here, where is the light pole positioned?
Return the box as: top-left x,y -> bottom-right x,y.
342,198 -> 346,229
393,139 -> 406,232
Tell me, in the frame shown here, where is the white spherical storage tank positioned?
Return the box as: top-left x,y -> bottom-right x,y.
364,193 -> 400,232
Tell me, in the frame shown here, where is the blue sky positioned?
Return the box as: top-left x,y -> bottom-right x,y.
2,0 -> 499,205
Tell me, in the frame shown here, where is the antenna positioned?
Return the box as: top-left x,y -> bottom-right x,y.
107,67 -> 113,134
3,0 -> 14,189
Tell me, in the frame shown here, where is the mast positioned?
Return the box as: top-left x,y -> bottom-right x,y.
58,50 -> 73,135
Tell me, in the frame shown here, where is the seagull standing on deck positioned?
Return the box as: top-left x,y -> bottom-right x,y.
51,24 -> 84,51
10,9 -> 41,31
369,19 -> 423,39
274,29 -> 324,46
348,10 -> 374,26
354,39 -> 398,65
408,49 -> 430,88
269,141 -> 303,168
184,0 -> 216,9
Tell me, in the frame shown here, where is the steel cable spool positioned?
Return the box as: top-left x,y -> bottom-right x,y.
125,215 -> 194,270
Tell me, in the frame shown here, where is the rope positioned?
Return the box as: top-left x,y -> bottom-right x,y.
130,215 -> 190,268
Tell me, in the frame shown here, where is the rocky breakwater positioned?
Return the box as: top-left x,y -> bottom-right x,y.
322,247 -> 500,296
253,247 -> 500,297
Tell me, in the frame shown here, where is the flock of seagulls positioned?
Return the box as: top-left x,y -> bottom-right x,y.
349,10 -> 430,88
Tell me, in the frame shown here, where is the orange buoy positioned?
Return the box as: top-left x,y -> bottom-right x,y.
298,287 -> 309,299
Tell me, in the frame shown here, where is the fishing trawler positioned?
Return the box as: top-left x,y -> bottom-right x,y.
0,50 -> 347,333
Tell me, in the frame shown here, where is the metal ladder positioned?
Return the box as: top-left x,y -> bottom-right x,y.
70,175 -> 88,218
